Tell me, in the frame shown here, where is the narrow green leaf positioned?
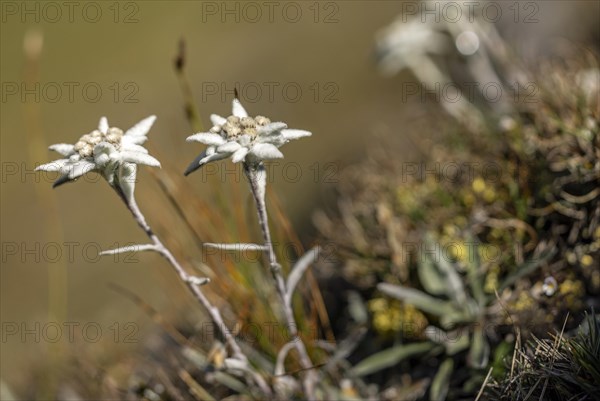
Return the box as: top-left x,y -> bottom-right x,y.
347,290 -> 369,325
418,250 -> 448,296
498,249 -> 556,292
468,325 -> 490,369
430,240 -> 467,305
352,342 -> 436,377
213,372 -> 249,394
430,358 -> 454,401
464,237 -> 486,306
439,309 -> 477,329
378,283 -> 460,317
426,326 -> 471,355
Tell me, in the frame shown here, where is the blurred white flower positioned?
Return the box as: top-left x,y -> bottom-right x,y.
376,17 -> 451,75
184,99 -> 311,175
375,2 -> 485,75
455,30 -> 480,56
36,116 -> 160,200
542,276 -> 558,297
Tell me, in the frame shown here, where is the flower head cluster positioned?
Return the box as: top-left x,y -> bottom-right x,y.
184,99 -> 311,175
36,116 -> 160,199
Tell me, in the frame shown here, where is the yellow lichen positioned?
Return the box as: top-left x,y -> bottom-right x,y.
512,291 -> 535,312
580,254 -> 593,267
368,297 -> 388,313
559,279 -> 585,309
369,298 -> 428,338
462,190 -> 476,207
483,187 -> 496,203
449,241 -> 467,262
472,177 -> 486,193
484,264 -> 500,294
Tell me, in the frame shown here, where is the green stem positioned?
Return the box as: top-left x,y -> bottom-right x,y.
114,186 -> 272,397
243,163 -> 317,399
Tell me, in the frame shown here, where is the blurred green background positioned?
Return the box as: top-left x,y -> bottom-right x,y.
1,0 -> 598,395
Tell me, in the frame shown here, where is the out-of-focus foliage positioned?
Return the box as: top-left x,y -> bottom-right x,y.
315,9 -> 599,399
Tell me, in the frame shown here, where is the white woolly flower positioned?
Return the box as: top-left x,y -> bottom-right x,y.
36,116 -> 161,200
376,17 -> 451,76
184,99 -> 311,175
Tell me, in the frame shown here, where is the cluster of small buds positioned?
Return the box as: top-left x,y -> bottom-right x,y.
211,115 -> 272,140
73,127 -> 124,158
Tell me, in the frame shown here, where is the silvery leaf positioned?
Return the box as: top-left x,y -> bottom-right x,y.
186,132 -> 226,146
275,342 -> 296,376
121,134 -> 147,146
52,174 -> 72,188
258,122 -> 287,136
48,144 -> 75,156
203,243 -> 268,251
186,276 -> 210,286
217,141 -> 242,153
123,143 -> 149,154
184,151 -> 228,175
250,143 -> 284,160
68,160 -> 96,179
98,117 -> 109,135
100,243 -> 157,255
231,147 -> 249,163
285,247 -> 320,306
120,151 -> 161,167
125,115 -> 156,137
36,159 -> 69,172
210,114 -> 226,126
232,98 -> 248,118
118,163 -> 137,201
281,129 -> 312,140
256,133 -> 286,146
223,358 -> 250,372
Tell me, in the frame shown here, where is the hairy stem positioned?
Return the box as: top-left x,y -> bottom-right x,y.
243,163 -> 318,399
114,187 -> 271,397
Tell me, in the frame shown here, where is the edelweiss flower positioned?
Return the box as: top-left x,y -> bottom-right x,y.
376,17 -> 450,75
36,116 -> 161,199
184,99 -> 311,175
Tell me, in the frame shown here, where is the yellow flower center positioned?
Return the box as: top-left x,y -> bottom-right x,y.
212,115 -> 271,140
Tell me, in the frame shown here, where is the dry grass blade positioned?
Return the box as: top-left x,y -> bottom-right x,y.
178,369 -> 216,401
173,38 -> 204,132
107,282 -> 190,346
475,367 -> 493,401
